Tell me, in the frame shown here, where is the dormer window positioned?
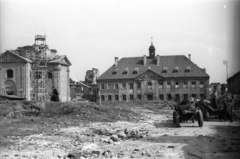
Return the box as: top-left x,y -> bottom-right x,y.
112,68 -> 118,75
162,67 -> 168,73
185,66 -> 191,72
133,67 -> 138,74
123,68 -> 129,75
173,66 -> 179,73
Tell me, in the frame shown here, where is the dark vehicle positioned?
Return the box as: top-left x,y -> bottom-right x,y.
199,99 -> 233,122
173,99 -> 203,127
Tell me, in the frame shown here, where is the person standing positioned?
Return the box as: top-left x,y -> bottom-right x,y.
210,90 -> 217,108
50,87 -> 59,102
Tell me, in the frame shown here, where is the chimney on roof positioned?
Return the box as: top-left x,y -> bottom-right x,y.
143,55 -> 147,66
114,57 -> 119,67
157,54 -> 160,66
203,68 -> 206,72
188,54 -> 191,61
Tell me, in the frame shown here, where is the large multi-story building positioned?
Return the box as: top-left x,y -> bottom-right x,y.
0,36 -> 71,101
97,42 -> 210,102
227,71 -> 240,94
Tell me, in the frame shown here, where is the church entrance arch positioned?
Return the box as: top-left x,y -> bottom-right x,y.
4,80 -> 17,95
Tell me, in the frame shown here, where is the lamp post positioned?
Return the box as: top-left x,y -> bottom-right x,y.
223,60 -> 228,81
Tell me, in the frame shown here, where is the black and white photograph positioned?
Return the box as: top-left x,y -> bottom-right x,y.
0,0 -> 240,158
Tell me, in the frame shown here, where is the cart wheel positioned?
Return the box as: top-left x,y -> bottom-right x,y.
205,109 -> 209,121
198,110 -> 203,127
173,111 -> 181,127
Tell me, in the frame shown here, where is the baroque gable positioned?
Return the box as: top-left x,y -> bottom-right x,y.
0,51 -> 30,63
135,69 -> 164,81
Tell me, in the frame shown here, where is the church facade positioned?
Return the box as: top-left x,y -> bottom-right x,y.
97,42 -> 210,102
0,38 -> 71,101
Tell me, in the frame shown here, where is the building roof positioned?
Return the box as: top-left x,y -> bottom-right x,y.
0,50 -> 32,63
1,48 -> 71,66
227,70 -> 240,81
48,55 -> 72,66
98,55 -> 209,80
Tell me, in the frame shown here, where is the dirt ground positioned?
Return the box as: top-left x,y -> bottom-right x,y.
0,101 -> 240,159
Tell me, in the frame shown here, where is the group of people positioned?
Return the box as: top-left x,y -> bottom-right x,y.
210,90 -> 235,110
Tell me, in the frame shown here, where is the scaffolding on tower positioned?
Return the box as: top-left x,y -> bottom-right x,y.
31,35 -> 48,101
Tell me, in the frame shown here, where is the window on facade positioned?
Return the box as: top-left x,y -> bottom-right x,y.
137,82 -> 141,89
6,69 -> 13,78
115,83 -> 119,89
167,82 -> 171,89
159,81 -> 163,89
129,83 -> 134,89
101,95 -> 105,101
130,94 -> 134,100
191,81 -> 196,89
159,94 -> 164,100
35,71 -> 42,79
133,67 -> 138,74
123,68 -> 129,75
122,83 -> 126,89
173,67 -> 179,73
175,94 -> 180,101
183,82 -> 188,89
112,68 -> 118,75
48,72 -> 53,79
192,94 -> 196,98
137,94 -> 141,100
6,91 -> 14,95
101,84 -> 105,89
184,94 -> 188,100
115,95 -> 119,101
167,94 -> 172,100
107,83 -> 111,89
185,66 -> 191,73
162,67 -> 168,73
200,81 -> 204,88
175,82 -> 179,88
148,81 -> 152,90
108,95 -> 112,101
122,95 -> 127,101
200,94 -> 205,99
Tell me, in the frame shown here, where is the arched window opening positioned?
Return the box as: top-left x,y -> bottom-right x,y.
6,69 -> 13,78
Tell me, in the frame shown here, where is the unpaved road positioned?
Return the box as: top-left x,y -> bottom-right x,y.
0,103 -> 240,159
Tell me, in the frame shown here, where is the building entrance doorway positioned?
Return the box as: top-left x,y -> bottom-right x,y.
147,94 -> 153,100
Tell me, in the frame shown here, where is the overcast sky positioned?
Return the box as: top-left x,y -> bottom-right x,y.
1,0 -> 239,83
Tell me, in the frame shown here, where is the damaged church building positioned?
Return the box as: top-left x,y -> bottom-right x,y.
0,35 -> 71,101
97,42 -> 210,102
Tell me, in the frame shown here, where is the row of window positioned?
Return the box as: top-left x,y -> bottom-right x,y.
4,69 -> 53,79
112,66 -> 191,75
100,81 -> 205,90
101,93 -> 205,101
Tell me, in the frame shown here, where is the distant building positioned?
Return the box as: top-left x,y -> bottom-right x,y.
0,36 -> 71,101
209,83 -> 221,97
85,68 -> 99,85
69,78 -> 90,99
227,71 -> 240,94
97,42 -> 210,102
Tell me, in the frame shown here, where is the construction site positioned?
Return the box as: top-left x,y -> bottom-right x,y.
0,35 -> 71,102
